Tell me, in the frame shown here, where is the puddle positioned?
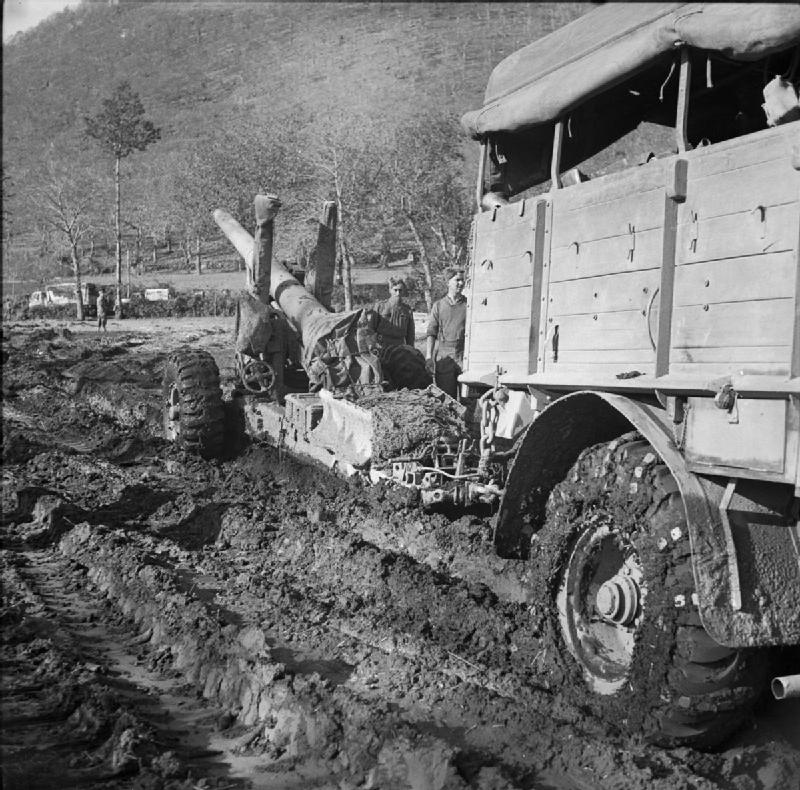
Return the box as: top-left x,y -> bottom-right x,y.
269,645 -> 355,686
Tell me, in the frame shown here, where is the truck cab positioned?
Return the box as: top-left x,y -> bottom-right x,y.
461,2 -> 800,747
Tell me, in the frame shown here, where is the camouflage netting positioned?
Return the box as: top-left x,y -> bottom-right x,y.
358,388 -> 468,464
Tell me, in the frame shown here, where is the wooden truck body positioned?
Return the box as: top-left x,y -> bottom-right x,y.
458,2 -> 800,746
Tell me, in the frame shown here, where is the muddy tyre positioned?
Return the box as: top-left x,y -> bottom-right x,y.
162,350 -> 224,459
379,344 -> 432,391
531,431 -> 767,748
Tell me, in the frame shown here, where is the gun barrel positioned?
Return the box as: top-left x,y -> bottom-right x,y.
215,201 -> 383,393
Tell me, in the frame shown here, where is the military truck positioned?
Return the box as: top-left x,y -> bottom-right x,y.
459,2 -> 800,747
28,282 -> 99,316
164,2 -> 800,748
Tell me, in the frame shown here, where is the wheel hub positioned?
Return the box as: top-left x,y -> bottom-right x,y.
595,574 -> 641,626
556,522 -> 647,695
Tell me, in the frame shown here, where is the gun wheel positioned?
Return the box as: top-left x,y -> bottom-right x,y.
533,431 -> 767,748
162,349 -> 224,459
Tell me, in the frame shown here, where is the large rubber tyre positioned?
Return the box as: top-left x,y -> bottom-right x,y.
529,431 -> 768,748
379,344 -> 432,391
162,349 -> 225,459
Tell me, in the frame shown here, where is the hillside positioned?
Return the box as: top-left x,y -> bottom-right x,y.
2,0 -> 590,283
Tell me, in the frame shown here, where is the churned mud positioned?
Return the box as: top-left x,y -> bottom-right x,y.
3,317 -> 800,790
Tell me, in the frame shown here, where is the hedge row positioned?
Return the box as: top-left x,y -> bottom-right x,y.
3,283 -> 428,322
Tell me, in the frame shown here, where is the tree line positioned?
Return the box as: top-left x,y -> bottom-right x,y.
3,82 -> 474,319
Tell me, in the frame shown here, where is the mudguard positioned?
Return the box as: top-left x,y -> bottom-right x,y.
495,391 -> 800,647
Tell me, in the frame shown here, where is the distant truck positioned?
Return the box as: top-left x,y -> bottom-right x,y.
28,282 -> 99,316
144,287 -> 171,302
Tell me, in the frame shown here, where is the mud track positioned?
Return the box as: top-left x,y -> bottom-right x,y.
3,318 -> 800,790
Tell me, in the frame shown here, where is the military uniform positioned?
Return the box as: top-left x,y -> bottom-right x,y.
426,293 -> 467,397
372,297 -> 415,348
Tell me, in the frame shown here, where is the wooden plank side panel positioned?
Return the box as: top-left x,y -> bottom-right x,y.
473,221 -> 534,263
684,123 -> 798,180
549,268 -> 661,314
672,345 -> 790,364
544,361 -> 656,377
551,187 -> 666,248
471,285 -> 532,322
675,201 -> 798,265
549,309 -> 655,372
472,252 -> 533,291
549,157 -> 669,214
672,298 -> 794,349
557,348 -> 658,364
468,318 -> 532,353
468,351 -> 530,368
671,361 -> 790,376
673,252 -> 796,307
678,157 -> 798,222
550,227 -> 663,282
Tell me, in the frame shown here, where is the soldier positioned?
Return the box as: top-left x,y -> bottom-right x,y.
426,268 -> 466,398
372,275 -> 415,349
96,288 -> 108,336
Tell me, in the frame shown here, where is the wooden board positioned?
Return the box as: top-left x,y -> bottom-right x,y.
549,268 -> 661,314
467,317 -> 532,349
471,285 -> 532,322
673,252 -> 796,306
471,252 -> 534,291
675,202 -> 799,264
551,188 -> 665,248
467,350 -> 530,368
677,157 -> 798,221
671,345 -> 789,364
672,298 -> 794,349
550,157 -> 669,213
682,123 -> 798,180
473,221 -> 535,262
550,227 -> 663,282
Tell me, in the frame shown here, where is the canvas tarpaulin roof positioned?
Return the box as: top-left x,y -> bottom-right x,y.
462,3 -> 800,138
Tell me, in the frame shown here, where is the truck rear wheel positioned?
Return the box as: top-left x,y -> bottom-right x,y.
162,350 -> 224,459
532,432 -> 767,748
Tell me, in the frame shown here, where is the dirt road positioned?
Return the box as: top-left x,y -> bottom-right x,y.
2,317 -> 799,790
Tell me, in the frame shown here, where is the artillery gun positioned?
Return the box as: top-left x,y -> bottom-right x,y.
163,194 -> 505,507
165,1 -> 800,750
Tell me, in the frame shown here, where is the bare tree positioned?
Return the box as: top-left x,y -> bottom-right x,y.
300,113 -> 384,311
377,115 -> 471,309
84,81 -> 161,316
28,160 -> 95,320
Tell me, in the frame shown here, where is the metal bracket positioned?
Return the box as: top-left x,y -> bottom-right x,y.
751,205 -> 767,241
627,223 -> 636,261
689,210 -> 699,253
719,478 -> 743,611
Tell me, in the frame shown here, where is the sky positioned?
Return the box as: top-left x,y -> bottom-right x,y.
3,0 -> 82,42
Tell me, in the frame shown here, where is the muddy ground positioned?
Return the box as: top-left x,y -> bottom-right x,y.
2,317 -> 799,790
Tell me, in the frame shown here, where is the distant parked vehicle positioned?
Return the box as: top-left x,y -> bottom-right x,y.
144,288 -> 171,302
28,282 -> 99,316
